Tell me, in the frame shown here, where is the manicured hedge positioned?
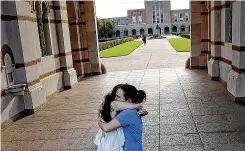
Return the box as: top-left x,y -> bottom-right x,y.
152,34 -> 161,38
99,37 -> 134,51
181,34 -> 190,39
172,33 -> 190,39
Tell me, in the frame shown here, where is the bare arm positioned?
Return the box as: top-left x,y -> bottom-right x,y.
98,102 -> 104,118
111,101 -> 142,112
98,118 -> 121,132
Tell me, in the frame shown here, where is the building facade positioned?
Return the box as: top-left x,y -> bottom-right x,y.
1,0 -> 101,123
105,0 -> 190,37
189,1 -> 245,102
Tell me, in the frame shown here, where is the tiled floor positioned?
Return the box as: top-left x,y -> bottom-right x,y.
2,68 -> 245,151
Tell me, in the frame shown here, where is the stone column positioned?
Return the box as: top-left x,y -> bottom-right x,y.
199,1 -> 209,68
185,26 -> 189,32
208,1 -> 221,80
67,1 -> 84,78
159,4 -> 161,22
120,30 -> 123,37
177,25 -> 180,33
190,1 -> 201,68
227,1 -> 245,102
83,0 -> 101,75
54,1 -> 77,88
155,4 -> 157,23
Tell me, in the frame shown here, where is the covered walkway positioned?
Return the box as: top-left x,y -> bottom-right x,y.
2,68 -> 245,150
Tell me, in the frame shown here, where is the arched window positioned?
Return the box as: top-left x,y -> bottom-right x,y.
164,26 -> 169,34
124,30 -> 128,36
116,30 -> 120,37
172,26 -> 177,32
1,45 -> 15,87
140,29 -> 145,36
148,28 -> 153,35
132,29 -> 136,35
181,25 -> 185,32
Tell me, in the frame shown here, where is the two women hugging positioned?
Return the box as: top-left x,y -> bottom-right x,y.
94,83 -> 148,151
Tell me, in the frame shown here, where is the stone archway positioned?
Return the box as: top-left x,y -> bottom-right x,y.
164,26 -> 169,34
172,26 -> 177,33
1,45 -> 15,66
132,29 -> 136,35
116,30 -> 120,37
1,44 -> 15,86
148,28 -> 153,35
140,28 -> 145,36
181,25 -> 185,32
124,30 -> 128,36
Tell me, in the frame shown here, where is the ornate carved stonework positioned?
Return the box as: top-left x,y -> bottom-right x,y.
225,2 -> 232,43
35,0 -> 50,56
228,3 -> 232,43
29,1 -> 50,14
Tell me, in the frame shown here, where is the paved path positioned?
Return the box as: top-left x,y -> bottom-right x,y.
2,68 -> 245,151
100,39 -> 189,72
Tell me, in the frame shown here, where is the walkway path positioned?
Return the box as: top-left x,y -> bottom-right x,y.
100,39 -> 189,72
2,68 -> 245,151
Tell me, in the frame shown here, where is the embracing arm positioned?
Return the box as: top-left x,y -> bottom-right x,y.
98,102 -> 104,118
111,101 -> 142,112
98,118 -> 121,132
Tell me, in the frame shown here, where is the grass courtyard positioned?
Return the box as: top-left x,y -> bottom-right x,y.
99,41 -> 143,58
167,37 -> 190,52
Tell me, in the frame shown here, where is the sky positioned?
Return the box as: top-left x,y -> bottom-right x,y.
95,0 -> 190,19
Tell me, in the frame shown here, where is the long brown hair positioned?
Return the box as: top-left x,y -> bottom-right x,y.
101,84 -> 146,123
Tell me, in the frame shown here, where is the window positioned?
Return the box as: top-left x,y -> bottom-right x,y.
138,16 -> 142,24
185,13 -> 189,21
174,14 -> 178,22
179,13 -> 183,21
225,2 -> 232,43
153,15 -> 155,23
157,18 -> 159,23
161,18 -> 163,23
156,5 -> 159,16
132,16 -> 136,24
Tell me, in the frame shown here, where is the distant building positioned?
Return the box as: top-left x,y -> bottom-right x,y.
102,0 -> 190,37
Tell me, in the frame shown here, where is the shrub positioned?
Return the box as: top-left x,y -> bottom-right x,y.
152,33 -> 161,38
99,37 -> 134,51
181,34 -> 190,39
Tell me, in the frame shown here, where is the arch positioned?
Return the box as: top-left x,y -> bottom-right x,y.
172,26 -> 177,32
164,26 -> 169,34
148,28 -> 153,35
116,30 -> 120,37
132,29 -> 136,35
181,25 -> 185,32
1,44 -> 15,85
1,44 -> 15,66
124,30 -> 128,36
140,28 -> 145,36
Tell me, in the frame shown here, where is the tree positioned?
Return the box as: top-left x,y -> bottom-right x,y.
96,18 -> 115,39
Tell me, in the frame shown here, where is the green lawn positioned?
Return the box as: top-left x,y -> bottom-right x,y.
167,38 -> 190,52
100,41 -> 143,58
